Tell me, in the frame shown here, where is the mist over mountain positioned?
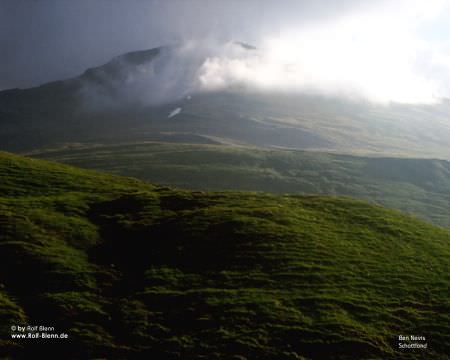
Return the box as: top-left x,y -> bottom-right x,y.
2,3 -> 450,154
3,0 -> 450,103
78,41 -> 259,109
0,0 -> 379,91
75,38 -> 448,108
1,43 -> 450,159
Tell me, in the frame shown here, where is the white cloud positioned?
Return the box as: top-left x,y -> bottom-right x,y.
196,0 -> 450,104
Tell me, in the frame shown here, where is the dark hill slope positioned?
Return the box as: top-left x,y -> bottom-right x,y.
0,152 -> 449,359
0,48 -> 162,151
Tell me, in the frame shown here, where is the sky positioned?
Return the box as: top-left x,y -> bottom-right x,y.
1,0 -> 450,103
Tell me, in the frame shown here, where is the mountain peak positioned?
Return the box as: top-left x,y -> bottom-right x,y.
81,47 -> 163,82
233,41 -> 257,50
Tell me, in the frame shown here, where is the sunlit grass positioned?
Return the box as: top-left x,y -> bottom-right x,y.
0,152 -> 448,359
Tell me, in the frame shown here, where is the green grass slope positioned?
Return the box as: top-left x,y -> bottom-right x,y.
32,142 -> 450,229
0,152 -> 449,359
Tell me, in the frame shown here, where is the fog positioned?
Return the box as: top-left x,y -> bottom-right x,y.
197,1 -> 450,104
1,0 -> 450,104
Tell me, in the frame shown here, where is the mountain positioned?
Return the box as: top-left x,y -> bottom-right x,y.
0,152 -> 449,359
1,46 -> 450,159
0,47 -> 163,151
31,141 -> 450,229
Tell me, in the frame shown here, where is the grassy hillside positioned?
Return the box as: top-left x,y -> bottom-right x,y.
32,142 -> 450,229
0,152 -> 449,359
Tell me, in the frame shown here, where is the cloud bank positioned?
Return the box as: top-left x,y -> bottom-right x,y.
196,0 -> 450,104
2,0 -> 450,105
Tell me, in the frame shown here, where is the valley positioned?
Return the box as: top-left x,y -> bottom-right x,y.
32,141 -> 450,229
